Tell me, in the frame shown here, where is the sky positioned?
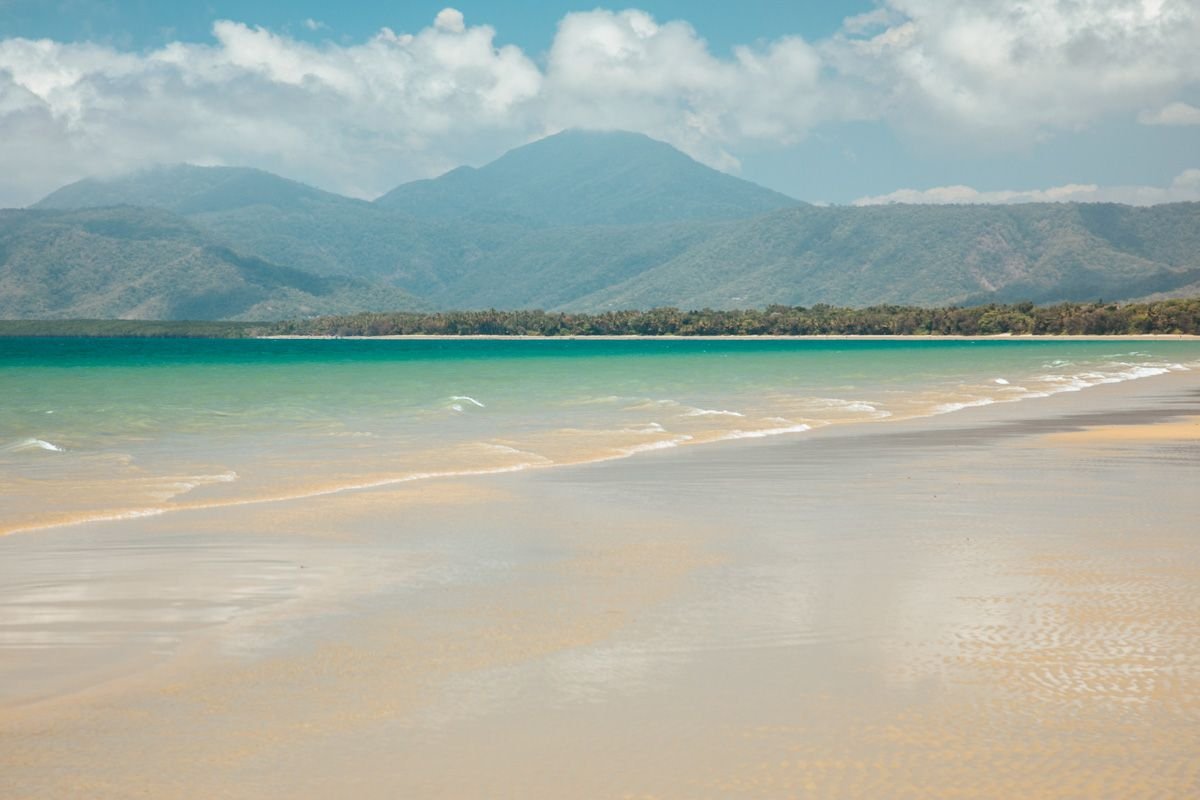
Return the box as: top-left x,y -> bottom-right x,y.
0,0 -> 1198,208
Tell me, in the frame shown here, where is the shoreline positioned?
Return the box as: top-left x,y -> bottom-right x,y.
3,360 -> 1200,796
258,333 -> 1200,341
5,359 -> 1197,541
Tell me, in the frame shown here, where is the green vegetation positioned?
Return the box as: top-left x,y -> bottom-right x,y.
5,300 -> 1199,338
563,202 -> 1200,310
374,130 -> 802,225
14,130 -> 1200,318
0,319 -> 262,337
0,207 -> 423,320
34,163 -> 364,216
266,300 -> 1200,337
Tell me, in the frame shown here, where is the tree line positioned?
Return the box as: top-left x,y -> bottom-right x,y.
4,300 -> 1199,338
265,299 -> 1200,337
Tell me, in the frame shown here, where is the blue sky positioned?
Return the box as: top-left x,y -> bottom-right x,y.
0,1 -> 1197,207
0,1 -> 868,54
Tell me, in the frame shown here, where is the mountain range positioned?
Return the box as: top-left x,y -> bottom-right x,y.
6,129 -> 1199,320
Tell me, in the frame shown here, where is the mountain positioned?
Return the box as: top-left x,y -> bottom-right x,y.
561,202 -> 1200,310
34,164 -> 362,216
15,130 -> 1200,320
0,207 -> 422,320
33,163 -> 525,287
374,129 -> 803,225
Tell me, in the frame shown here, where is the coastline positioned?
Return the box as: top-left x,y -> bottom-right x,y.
3,367 -> 1199,796
258,332 -> 1200,340
4,339 -> 1196,541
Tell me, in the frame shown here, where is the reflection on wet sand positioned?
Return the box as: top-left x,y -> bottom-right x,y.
2,374 -> 1200,798
1043,414 -> 1200,444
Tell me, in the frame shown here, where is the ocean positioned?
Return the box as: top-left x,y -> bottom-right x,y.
3,336 -> 1199,536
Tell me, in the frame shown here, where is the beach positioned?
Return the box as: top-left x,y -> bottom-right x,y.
2,341 -> 1200,797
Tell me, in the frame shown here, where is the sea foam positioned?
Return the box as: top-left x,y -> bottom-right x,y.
621,435 -> 695,455
718,423 -> 813,440
683,408 -> 745,418
3,438 -> 65,453
933,398 -> 996,414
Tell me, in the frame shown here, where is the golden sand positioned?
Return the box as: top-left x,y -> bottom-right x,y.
3,377 -> 1200,798
1043,415 -> 1200,444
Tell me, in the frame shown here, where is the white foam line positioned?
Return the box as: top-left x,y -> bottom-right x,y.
683,408 -> 745,418
805,398 -> 894,418
933,398 -> 996,415
2,438 -> 65,453
0,462 -> 546,538
716,423 -> 813,441
2,507 -> 169,537
622,422 -> 666,433
919,361 -> 1191,422
620,435 -> 695,455
449,395 -> 485,408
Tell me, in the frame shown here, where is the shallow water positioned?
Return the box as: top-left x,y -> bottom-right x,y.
4,337 -> 1199,536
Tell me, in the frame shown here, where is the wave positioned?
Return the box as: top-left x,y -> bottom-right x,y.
449,395 -> 486,409
683,408 -> 745,418
168,471 -> 239,494
624,422 -> 666,433
716,423 -> 814,441
448,393 -> 484,407
928,361 -> 1187,419
478,442 -> 553,463
567,395 -> 624,406
625,398 -> 682,411
934,398 -> 996,414
2,438 -> 65,453
808,398 -> 887,415
1036,364 -> 1171,394
0,461 -> 546,538
620,435 -> 694,455
480,443 -> 523,454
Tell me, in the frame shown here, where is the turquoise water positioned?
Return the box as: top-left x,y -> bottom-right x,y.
3,337 -> 1198,534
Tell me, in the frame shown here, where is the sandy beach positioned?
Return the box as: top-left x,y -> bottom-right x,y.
3,369 -> 1200,798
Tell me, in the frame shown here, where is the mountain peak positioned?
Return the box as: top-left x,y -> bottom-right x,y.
33,164 -> 358,215
374,129 -> 802,226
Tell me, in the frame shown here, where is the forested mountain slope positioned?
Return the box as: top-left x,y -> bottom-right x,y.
15,131 -> 1200,318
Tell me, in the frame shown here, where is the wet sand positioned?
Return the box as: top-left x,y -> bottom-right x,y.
3,372 -> 1200,798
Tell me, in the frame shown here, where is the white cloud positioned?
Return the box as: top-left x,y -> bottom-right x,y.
542,9 -> 825,171
1138,101 -> 1200,126
302,19 -> 327,33
0,3 -> 1198,206
433,8 -> 466,34
824,0 -> 1200,144
841,8 -> 899,36
0,10 -> 544,204
854,169 -> 1200,206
